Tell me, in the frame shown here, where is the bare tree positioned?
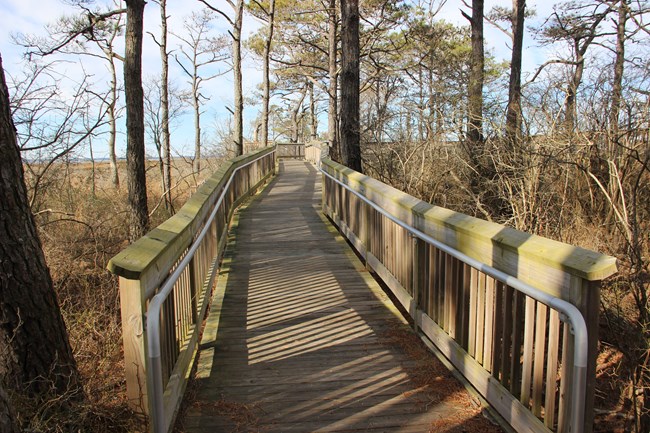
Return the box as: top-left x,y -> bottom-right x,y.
200,0 -> 245,156
14,2 -> 125,188
149,0 -> 173,211
249,0 -> 276,148
290,83 -> 308,142
309,80 -> 318,140
143,77 -> 186,210
340,0 -> 362,172
174,10 -> 229,173
608,0 -> 627,153
534,1 -> 611,133
9,61 -> 109,209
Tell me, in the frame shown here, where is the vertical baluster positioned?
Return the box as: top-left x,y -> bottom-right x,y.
437,250 -> 445,329
483,276 -> 495,372
475,272 -> 486,365
468,267 -> 479,357
500,284 -> 514,389
459,263 -> 471,349
427,246 -> 436,321
545,309 -> 561,430
558,322 -> 573,432
510,290 -> 525,397
492,281 -> 504,381
532,302 -> 548,418
444,253 -> 453,334
520,296 -> 536,407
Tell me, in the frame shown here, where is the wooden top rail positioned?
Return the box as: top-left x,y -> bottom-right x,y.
320,158 -> 616,295
108,146 -> 274,291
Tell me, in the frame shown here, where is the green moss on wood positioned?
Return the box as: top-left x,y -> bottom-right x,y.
321,158 -> 617,282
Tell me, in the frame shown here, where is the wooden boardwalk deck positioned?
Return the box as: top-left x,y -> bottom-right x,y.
180,160 -> 500,433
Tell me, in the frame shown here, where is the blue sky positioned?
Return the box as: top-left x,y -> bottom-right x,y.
0,0 -> 561,160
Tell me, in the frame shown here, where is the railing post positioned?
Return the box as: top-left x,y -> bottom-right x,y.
118,275 -> 153,419
576,279 -> 601,433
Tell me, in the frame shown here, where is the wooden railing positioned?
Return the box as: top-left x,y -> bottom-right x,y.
276,142 -> 305,158
309,145 -> 617,433
107,147 -> 275,432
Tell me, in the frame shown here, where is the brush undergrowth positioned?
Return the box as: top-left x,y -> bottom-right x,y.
12,160 -> 212,432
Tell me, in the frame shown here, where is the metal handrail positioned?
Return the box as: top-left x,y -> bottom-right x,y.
320,164 -> 587,433
146,149 -> 275,433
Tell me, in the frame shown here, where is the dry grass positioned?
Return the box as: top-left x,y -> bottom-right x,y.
10,158 -> 222,432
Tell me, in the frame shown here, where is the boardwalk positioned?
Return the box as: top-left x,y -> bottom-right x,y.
180,160 -> 499,433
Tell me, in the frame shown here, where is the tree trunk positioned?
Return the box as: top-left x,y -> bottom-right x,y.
233,0 -> 244,156
159,0 -> 173,212
562,10 -> 608,136
261,0 -> 275,148
328,0 -> 339,161
193,76 -> 201,174
506,0 -> 525,147
563,45 -> 583,135
0,385 -> 17,433
108,54 -> 120,189
340,0 -> 362,172
309,80 -> 317,140
290,86 -> 307,143
609,0 -> 626,156
0,54 -> 81,401
464,0 -> 484,149
124,0 -> 149,242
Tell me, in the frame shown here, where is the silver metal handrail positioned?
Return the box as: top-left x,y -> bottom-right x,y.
320,165 -> 587,433
146,149 -> 275,433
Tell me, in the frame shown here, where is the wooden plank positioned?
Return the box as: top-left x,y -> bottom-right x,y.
475,272 -> 486,365
492,280 -> 504,382
501,284 -> 514,389
483,276 -> 495,372
460,264 -> 472,351
510,290 -> 525,397
558,322 -> 572,432
118,277 -> 150,414
532,302 -> 548,418
427,246 -> 436,320
545,309 -> 561,429
446,253 -> 455,336
520,296 -> 536,407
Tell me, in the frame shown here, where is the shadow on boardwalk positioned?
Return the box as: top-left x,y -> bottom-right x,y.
176,160 -> 503,433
